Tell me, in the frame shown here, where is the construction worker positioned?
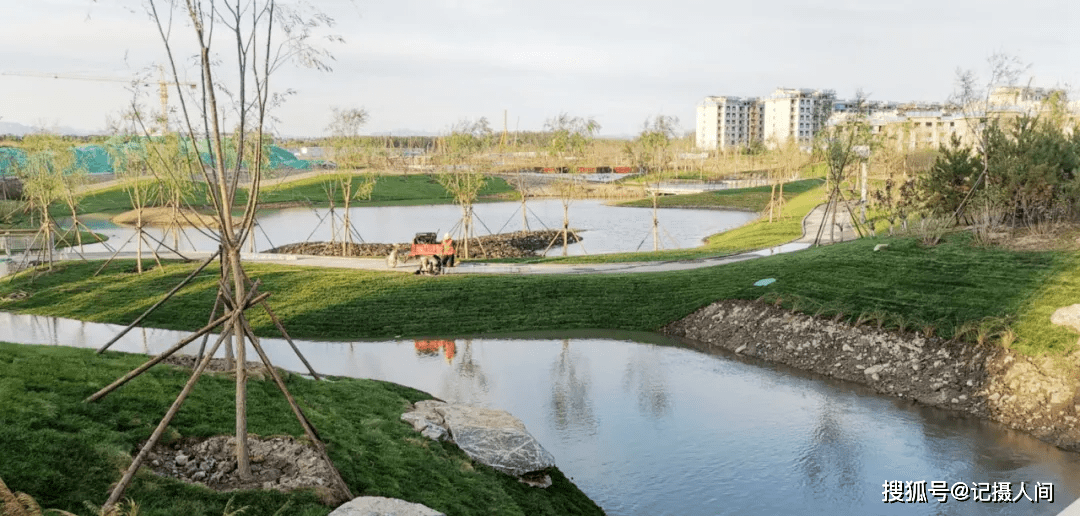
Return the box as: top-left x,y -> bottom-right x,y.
441,233 -> 455,267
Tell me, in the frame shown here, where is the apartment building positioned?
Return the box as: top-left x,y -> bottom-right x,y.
695,96 -> 763,151
761,88 -> 835,147
695,88 -> 834,151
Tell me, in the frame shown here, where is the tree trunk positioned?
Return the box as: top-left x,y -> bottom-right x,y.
228,250 -> 252,480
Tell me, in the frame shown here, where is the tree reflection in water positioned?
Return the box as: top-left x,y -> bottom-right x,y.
795,397 -> 863,499
437,339 -> 489,405
622,346 -> 671,418
549,339 -> 597,434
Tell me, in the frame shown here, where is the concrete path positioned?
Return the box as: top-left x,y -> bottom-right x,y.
39,241 -> 810,276
795,199 -> 864,244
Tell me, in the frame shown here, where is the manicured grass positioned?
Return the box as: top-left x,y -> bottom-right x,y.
0,343 -> 603,516
616,178 -> 823,211
258,173 -> 517,207
0,234 -> 1061,353
56,174 -> 518,219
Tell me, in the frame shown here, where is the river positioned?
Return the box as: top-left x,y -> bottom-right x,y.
1,313 -> 1077,515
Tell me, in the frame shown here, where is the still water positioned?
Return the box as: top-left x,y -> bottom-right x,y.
2,313 -> 1077,515
67,199 -> 758,256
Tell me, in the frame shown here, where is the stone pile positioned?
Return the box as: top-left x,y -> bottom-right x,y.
144,435 -> 337,495
401,400 -> 556,487
664,299 -> 1080,452
267,229 -> 581,259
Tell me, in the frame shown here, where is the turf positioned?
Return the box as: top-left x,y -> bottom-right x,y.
615,178 -> 823,211
0,343 -> 603,516
257,173 -> 517,207
0,233 -> 1061,352
52,174 -> 518,220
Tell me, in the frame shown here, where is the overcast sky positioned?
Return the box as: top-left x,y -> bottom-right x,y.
1,0 -> 1076,138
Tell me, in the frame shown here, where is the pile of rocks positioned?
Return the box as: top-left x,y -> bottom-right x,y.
664,299 -> 1080,452
144,435 -> 337,496
267,230 -> 581,259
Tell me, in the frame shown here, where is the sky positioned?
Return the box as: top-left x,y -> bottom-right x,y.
0,0 -> 1076,138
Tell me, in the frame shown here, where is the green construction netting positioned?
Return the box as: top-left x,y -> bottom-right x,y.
0,148 -> 28,177
0,141 -> 314,177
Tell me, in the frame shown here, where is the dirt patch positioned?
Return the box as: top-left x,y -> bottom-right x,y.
664,299 -> 1080,452
970,223 -> 1080,252
111,207 -> 230,229
266,229 -> 582,260
161,354 -> 280,380
143,434 -> 338,502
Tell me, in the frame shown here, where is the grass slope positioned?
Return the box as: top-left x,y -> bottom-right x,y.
0,343 -> 603,516
0,234 -> 1062,352
616,178 -> 822,211
61,174 -> 517,218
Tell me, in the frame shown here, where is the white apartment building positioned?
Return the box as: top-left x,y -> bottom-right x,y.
696,88 -> 834,151
695,96 -> 764,151
762,88 -> 836,147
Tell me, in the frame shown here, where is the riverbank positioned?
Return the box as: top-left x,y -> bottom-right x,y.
664,299 -> 1080,451
0,342 -> 604,516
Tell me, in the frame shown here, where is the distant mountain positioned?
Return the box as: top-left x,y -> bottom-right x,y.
0,121 -> 102,136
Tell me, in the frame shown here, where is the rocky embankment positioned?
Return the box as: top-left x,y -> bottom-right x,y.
664,300 -> 1080,451
266,230 -> 581,259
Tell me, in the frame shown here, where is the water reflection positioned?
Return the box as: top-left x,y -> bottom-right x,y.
2,312 -> 1080,515
549,339 -> 597,436
622,344 -> 672,419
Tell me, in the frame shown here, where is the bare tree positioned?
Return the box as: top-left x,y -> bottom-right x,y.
812,93 -> 872,245
90,0 -> 352,509
625,115 -> 680,251
437,118 -> 492,259
325,107 -> 377,254
949,53 -> 1030,221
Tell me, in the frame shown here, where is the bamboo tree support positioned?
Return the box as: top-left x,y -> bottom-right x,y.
240,273 -> 321,379
96,249 -> 221,354
93,231 -> 140,277
86,308 -> 242,402
196,290 -> 225,365
102,322 -> 234,509
237,318 -> 350,500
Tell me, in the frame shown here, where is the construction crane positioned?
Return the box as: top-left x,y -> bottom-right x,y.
2,66 -> 198,133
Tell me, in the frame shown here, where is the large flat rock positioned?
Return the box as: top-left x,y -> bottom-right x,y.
329,496 -> 444,516
402,400 -> 556,477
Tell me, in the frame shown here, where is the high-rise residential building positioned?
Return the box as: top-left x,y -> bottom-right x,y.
695,88 -> 835,151
695,96 -> 763,151
761,88 -> 836,147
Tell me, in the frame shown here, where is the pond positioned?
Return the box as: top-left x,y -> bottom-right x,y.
66,199 -> 758,256
2,312 -> 1077,515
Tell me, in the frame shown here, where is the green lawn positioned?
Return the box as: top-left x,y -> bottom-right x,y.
616,178 -> 822,211
0,343 -> 602,516
0,233 -> 1062,353
48,174 -> 517,220
258,173 -> 517,206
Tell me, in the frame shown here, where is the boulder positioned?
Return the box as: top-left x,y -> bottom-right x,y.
329,496 -> 445,516
1050,304 -> 1080,333
401,401 -> 556,478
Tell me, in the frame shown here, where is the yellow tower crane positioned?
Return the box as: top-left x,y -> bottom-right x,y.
2,67 -> 198,134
